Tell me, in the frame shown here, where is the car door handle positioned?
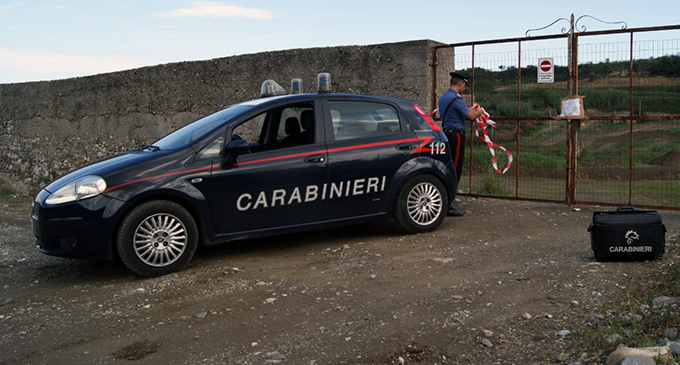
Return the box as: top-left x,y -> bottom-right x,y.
395,143 -> 415,151
304,154 -> 325,163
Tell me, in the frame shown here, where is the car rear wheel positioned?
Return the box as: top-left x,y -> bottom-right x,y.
117,200 -> 198,277
394,175 -> 448,233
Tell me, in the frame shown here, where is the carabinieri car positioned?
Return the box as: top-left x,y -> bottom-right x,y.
32,75 -> 457,277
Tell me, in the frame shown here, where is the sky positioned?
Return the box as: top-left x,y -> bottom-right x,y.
1,0 -> 679,84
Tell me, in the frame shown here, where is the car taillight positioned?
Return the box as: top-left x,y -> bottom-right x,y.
412,104 -> 442,133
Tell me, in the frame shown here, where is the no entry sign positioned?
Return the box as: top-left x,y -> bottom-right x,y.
538,57 -> 554,83
540,59 -> 552,72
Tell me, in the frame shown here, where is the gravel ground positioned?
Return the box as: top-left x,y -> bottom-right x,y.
1,196 -> 678,365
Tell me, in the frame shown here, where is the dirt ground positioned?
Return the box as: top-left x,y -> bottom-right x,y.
1,196 -> 678,365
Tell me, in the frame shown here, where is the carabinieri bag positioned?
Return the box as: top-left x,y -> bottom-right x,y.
587,206 -> 666,261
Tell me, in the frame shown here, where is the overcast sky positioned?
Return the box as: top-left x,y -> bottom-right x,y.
1,0 -> 679,84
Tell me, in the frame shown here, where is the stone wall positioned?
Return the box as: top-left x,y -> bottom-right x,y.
0,40 -> 440,194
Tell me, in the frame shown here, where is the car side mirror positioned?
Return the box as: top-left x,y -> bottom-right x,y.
220,139 -> 250,169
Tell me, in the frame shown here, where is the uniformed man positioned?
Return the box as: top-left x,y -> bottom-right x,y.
438,72 -> 484,217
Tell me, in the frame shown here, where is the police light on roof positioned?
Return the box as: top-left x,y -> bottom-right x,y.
260,79 -> 286,98
317,73 -> 331,93
290,78 -> 303,94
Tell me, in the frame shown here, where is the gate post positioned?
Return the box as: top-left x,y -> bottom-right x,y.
565,14 -> 579,206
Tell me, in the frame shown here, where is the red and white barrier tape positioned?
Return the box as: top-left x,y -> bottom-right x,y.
469,103 -> 513,174
429,105 -> 513,174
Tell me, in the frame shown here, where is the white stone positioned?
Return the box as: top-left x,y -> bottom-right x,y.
605,345 -> 670,365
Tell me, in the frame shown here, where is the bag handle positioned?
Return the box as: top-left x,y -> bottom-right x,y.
616,206 -> 636,212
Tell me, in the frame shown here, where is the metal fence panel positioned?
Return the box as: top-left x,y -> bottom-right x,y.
433,22 -> 680,210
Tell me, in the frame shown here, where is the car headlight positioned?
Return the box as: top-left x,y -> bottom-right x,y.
45,175 -> 107,205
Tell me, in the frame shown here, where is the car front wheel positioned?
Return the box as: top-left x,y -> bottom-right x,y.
117,200 -> 198,277
394,175 -> 448,233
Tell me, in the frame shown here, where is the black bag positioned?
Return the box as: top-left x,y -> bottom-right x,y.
588,206 -> 666,261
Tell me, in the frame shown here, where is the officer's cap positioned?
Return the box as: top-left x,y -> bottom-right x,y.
449,72 -> 471,84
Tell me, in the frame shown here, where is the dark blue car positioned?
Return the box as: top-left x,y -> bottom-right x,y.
32,77 -> 457,277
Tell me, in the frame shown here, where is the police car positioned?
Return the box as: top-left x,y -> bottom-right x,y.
32,74 -> 457,277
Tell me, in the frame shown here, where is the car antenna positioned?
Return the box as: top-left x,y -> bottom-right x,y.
334,81 -> 340,93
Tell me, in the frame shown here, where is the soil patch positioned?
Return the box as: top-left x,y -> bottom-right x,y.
1,196 -> 678,364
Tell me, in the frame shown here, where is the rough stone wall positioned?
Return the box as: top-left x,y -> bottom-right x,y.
0,40 -> 439,194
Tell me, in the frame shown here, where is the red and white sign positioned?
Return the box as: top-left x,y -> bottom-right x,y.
538,57 -> 554,83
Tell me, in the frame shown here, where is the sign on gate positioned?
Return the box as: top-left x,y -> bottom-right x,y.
538,57 -> 554,83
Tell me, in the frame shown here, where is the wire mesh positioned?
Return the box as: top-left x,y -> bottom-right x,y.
574,33 -> 680,209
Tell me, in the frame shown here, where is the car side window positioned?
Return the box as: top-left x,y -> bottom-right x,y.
194,111 -> 270,163
233,113 -> 266,145
275,106 -> 315,148
227,103 -> 316,154
329,101 -> 402,141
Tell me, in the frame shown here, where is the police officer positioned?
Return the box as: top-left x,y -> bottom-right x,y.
438,72 -> 484,217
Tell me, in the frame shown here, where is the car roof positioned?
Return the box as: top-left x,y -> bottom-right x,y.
234,93 -> 412,108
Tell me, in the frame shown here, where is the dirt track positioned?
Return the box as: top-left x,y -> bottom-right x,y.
1,196 -> 678,364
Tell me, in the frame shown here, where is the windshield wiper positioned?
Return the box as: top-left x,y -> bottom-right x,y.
137,144 -> 161,152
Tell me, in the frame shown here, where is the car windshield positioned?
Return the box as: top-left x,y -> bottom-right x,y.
153,105 -> 253,150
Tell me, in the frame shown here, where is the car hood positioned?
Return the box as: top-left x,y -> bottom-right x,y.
43,150 -> 165,194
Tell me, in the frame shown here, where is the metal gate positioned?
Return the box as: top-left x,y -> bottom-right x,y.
432,15 -> 680,211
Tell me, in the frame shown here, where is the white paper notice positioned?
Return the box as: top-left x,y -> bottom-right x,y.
561,98 -> 582,117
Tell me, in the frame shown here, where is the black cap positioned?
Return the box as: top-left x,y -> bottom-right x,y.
449,72 -> 471,83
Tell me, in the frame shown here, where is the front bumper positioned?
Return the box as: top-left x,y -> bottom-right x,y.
32,189 -> 126,261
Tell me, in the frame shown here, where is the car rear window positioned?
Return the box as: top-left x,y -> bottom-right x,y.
328,101 -> 402,140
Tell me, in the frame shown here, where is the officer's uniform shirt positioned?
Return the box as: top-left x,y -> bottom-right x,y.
438,88 -> 470,130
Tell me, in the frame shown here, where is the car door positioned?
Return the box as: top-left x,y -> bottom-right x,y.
207,99 -> 328,235
322,98 -> 419,220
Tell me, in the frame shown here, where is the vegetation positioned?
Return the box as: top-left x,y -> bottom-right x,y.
477,170 -> 510,196
457,55 -> 680,117
0,185 -> 12,197
468,55 -> 680,90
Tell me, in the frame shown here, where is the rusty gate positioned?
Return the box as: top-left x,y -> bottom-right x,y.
432,15 -> 680,211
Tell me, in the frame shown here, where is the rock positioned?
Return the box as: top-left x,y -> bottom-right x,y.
627,313 -> 643,322
652,297 -> 673,306
557,330 -> 571,337
481,338 -> 493,348
663,327 -> 677,340
482,329 -> 493,338
266,351 -> 286,361
522,313 -> 532,320
265,298 -> 277,304
555,353 -> 569,362
195,312 -> 208,319
620,356 -> 656,365
668,341 -> 680,356
588,313 -> 605,321
433,258 -> 453,264
606,334 -> 622,344
605,345 -> 670,365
